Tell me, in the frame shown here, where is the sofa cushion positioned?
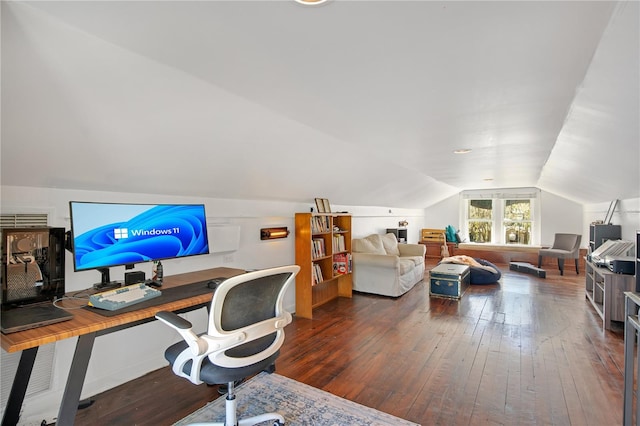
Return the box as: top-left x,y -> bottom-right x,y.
402,255 -> 424,266
353,234 -> 386,255
381,233 -> 400,256
398,258 -> 415,275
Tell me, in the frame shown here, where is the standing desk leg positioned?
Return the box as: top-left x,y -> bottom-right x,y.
1,347 -> 38,426
56,333 -> 96,426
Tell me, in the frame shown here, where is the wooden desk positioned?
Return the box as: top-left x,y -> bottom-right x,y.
1,267 -> 245,426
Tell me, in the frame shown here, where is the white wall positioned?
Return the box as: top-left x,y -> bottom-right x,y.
539,191 -> 584,246
0,185 -> 424,424
419,194 -> 460,231
336,205 -> 426,243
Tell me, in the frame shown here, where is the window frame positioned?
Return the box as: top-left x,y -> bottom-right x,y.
502,199 -> 533,245
467,199 -> 494,243
459,188 -> 540,246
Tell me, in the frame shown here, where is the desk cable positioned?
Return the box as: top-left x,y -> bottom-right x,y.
53,290 -> 91,310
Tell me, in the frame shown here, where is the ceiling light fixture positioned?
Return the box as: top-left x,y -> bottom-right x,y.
294,0 -> 330,5
453,149 -> 472,154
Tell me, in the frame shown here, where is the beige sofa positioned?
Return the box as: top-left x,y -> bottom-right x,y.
352,233 -> 426,297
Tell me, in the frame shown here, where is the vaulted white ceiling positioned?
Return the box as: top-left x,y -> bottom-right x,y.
2,1 -> 638,208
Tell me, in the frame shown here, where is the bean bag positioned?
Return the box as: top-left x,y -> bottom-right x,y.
439,255 -> 501,285
470,258 -> 501,284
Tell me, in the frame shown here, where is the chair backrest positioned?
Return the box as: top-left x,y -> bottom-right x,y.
206,265 -> 299,368
552,233 -> 581,255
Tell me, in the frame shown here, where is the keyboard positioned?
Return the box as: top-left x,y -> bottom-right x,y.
89,283 -> 162,311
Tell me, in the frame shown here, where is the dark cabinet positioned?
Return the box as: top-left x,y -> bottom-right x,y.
589,224 -> 621,252
386,228 -> 408,243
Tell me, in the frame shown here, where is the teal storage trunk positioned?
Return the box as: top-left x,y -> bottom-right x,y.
429,263 -> 470,299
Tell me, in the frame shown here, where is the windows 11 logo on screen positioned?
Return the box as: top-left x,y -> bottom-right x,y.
114,226 -> 183,240
69,202 -> 210,271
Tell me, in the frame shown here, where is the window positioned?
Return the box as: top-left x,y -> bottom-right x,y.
503,200 -> 531,244
467,200 -> 493,243
461,188 -> 539,245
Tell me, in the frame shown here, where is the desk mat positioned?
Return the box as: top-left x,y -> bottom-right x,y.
85,280 -> 214,317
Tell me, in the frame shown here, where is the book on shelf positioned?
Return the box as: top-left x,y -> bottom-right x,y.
311,216 -> 331,234
332,234 -> 346,252
312,262 -> 324,285
312,238 -> 326,259
333,253 -> 349,275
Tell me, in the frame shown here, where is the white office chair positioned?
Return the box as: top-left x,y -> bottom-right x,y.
155,265 -> 299,426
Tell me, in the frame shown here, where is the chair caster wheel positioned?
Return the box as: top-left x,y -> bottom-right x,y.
273,421 -> 284,426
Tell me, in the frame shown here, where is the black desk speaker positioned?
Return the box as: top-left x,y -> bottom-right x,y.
124,271 -> 146,285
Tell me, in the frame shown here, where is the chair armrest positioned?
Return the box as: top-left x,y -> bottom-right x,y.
352,252 -> 399,267
155,311 -> 205,356
156,311 -> 192,330
156,310 -> 222,385
398,243 -> 426,257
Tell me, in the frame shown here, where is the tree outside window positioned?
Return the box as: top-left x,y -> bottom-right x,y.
468,200 -> 492,243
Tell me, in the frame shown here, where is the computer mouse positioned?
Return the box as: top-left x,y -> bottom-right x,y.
207,278 -> 225,289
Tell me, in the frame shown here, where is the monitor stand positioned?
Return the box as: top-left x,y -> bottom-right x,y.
93,268 -> 122,290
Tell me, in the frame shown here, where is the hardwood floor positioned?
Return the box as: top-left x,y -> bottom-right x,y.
74,260 -> 626,425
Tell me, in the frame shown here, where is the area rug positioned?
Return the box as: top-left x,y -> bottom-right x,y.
174,372 -> 420,426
